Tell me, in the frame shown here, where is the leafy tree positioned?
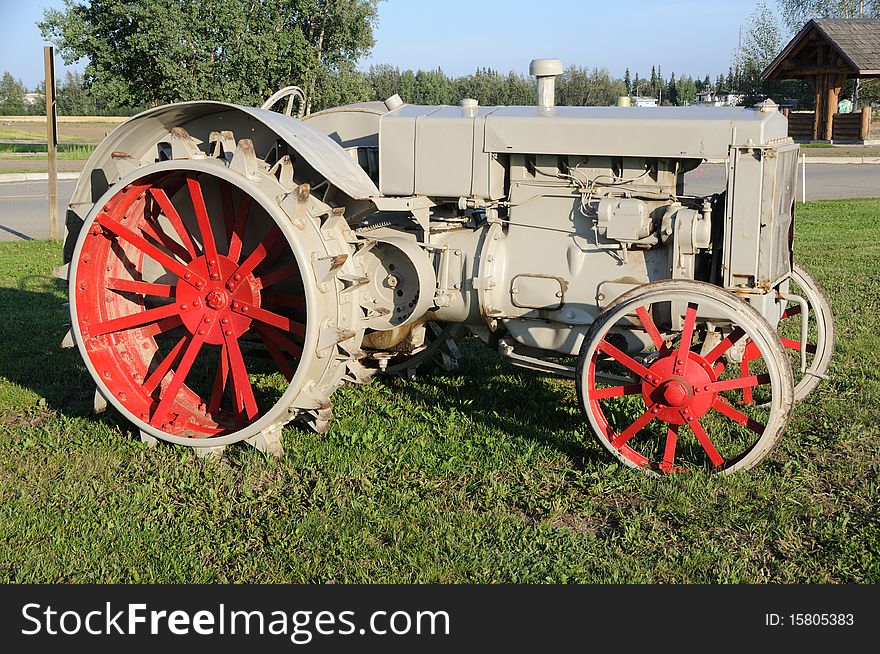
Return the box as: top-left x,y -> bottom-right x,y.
0,72 -> 27,114
734,1 -> 783,103
39,0 -> 379,114
557,66 -> 626,106
624,68 -> 631,94
505,71 -> 534,105
57,71 -> 98,115
367,63 -> 401,102
777,0 -> 879,32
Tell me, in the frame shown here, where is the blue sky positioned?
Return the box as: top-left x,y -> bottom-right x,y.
1,0 -> 769,89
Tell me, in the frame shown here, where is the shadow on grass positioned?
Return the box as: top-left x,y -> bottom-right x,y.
0,275 -> 600,467
375,340 -> 603,468
0,280 -> 96,417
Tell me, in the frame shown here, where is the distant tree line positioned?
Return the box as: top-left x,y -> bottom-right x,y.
0,63 -> 787,117
3,0 -> 872,118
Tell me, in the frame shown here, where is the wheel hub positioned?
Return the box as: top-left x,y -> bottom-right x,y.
660,380 -> 690,407
175,254 -> 258,344
205,289 -> 229,310
641,351 -> 718,425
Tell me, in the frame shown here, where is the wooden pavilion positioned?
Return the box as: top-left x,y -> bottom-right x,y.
763,19 -> 880,141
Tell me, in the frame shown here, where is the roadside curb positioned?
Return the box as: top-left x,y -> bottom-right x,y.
0,172 -> 82,183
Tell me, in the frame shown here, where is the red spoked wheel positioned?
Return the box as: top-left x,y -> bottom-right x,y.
739,261 -> 834,405
71,168 -> 308,444
576,280 -> 794,475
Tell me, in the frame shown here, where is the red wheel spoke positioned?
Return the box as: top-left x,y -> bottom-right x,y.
149,187 -> 198,260
96,213 -> 195,282
256,262 -> 299,290
107,278 -> 173,298
149,323 -> 211,426
143,336 -> 188,395
256,325 -> 295,381
636,306 -> 665,350
88,302 -> 179,337
255,235 -> 287,274
139,215 -> 192,263
596,340 -> 654,383
610,409 -> 654,449
222,328 -> 258,420
708,373 -> 770,393
780,337 -> 816,354
232,301 -> 306,337
590,384 -> 642,400
257,324 -> 303,359
675,302 -> 698,370
740,358 -> 754,405
781,305 -> 801,320
662,425 -> 678,472
232,225 -> 282,281
207,343 -> 229,415
703,326 -> 745,364
712,398 -> 765,435
186,176 -> 220,264
689,419 -> 725,468
228,191 -> 251,264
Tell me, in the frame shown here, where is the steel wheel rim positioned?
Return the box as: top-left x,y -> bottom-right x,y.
577,282 -> 793,476
741,261 -> 834,404
70,166 -> 311,445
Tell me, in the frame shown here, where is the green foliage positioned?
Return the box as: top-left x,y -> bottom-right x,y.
0,199 -> 879,582
557,66 -> 627,107
57,71 -> 99,116
0,72 -> 27,115
777,0 -> 879,32
39,0 -> 379,114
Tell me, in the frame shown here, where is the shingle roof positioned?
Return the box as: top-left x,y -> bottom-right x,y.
815,19 -> 880,72
763,19 -> 880,79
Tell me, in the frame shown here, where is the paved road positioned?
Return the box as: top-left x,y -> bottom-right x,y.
685,163 -> 880,200
1,166 -> 879,242
0,179 -> 76,241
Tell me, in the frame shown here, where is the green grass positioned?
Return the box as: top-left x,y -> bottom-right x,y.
0,143 -> 97,160
0,199 -> 878,583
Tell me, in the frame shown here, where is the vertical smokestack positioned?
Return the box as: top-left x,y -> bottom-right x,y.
529,59 -> 563,111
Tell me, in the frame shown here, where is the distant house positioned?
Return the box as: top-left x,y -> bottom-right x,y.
630,96 -> 658,107
23,93 -> 43,106
695,90 -> 743,107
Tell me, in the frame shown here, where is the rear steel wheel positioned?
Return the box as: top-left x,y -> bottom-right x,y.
70,161 -> 369,448
576,280 -> 794,476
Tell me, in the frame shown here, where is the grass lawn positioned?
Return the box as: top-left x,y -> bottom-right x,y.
0,199 -> 878,583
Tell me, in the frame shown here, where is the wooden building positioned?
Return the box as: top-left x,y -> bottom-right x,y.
763,19 -> 880,141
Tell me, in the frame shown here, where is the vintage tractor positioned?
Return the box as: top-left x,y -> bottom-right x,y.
60,59 -> 834,475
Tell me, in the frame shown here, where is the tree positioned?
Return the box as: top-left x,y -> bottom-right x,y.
557,66 -> 626,106
57,71 -> 98,115
39,0 -> 379,114
666,72 -> 678,105
0,72 -> 27,115
734,2 -> 784,104
624,68 -> 631,94
777,0 -> 879,32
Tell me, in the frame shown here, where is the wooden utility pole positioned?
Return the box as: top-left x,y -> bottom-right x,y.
44,46 -> 58,240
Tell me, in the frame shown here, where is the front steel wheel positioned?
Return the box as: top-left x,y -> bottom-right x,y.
576,280 -> 794,476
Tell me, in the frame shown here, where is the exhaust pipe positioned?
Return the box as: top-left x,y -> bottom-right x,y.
530,59 -> 563,111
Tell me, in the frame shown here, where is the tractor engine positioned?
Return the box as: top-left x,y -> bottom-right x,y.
60,60 -> 834,475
